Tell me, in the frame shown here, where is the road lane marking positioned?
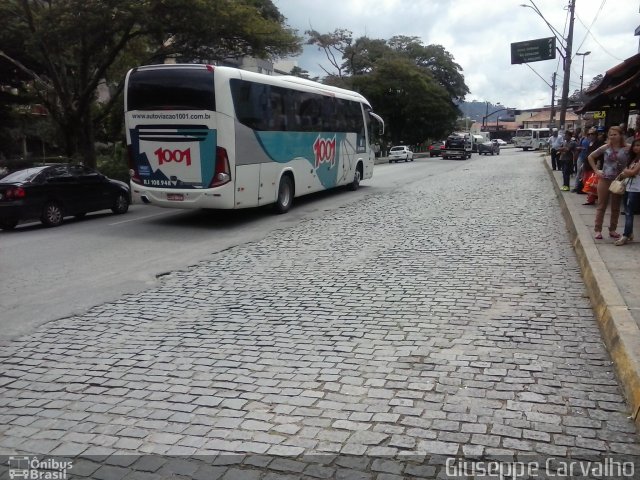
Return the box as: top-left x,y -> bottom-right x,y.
109,210 -> 182,225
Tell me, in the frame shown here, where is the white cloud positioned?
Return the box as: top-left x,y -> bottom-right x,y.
273,0 -> 640,110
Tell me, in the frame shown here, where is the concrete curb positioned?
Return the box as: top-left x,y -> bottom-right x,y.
545,157 -> 640,427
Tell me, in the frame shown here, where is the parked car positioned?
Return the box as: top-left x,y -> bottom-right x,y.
428,141 -> 445,157
478,140 -> 501,156
388,145 -> 414,162
0,164 -> 130,230
495,139 -> 507,146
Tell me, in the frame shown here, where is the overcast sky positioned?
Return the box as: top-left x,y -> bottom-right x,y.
273,0 -> 640,110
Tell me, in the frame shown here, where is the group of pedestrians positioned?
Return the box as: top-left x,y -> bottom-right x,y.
587,126 -> 640,245
549,126 -> 640,246
551,125 -> 640,246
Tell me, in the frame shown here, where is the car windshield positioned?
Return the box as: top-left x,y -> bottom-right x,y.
390,147 -> 405,151
1,167 -> 47,183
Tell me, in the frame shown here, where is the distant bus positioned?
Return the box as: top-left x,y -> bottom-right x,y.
124,64 -> 384,213
513,128 -> 550,151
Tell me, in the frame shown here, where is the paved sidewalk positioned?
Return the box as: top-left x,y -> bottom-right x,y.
545,155 -> 640,428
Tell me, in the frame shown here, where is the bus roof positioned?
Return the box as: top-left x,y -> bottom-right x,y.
129,64 -> 370,106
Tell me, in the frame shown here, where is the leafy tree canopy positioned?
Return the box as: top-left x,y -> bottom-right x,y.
352,57 -> 459,145
307,29 -> 468,144
0,0 -> 301,165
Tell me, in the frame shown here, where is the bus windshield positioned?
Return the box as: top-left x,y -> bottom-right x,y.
516,130 -> 532,137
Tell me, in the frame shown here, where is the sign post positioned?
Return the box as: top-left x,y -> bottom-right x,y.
510,37 -> 556,64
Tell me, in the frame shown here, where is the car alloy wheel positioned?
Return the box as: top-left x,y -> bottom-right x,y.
112,192 -> 129,214
41,201 -> 64,227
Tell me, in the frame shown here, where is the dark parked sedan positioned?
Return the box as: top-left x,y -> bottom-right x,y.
0,164 -> 130,230
478,140 -> 501,156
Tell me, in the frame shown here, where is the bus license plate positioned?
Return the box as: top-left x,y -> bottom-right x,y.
167,193 -> 184,201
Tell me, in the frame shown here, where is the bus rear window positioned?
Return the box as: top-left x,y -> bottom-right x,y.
127,68 -> 215,111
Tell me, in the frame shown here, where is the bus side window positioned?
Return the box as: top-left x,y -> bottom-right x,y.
284,89 -> 301,131
299,96 -> 321,131
334,99 -> 348,132
268,88 -> 287,131
321,96 -> 337,132
230,79 -> 269,130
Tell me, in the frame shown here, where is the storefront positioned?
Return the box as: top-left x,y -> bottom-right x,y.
575,52 -> 640,131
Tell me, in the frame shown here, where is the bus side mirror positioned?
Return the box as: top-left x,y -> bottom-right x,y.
369,111 -> 385,135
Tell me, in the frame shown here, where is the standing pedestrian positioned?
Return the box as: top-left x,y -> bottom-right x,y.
581,127 -> 603,205
614,139 -> 640,245
558,130 -> 576,191
587,126 -> 630,240
572,128 -> 582,175
549,129 -> 562,170
574,128 -> 590,193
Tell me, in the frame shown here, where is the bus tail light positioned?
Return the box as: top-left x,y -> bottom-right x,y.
210,147 -> 231,188
127,146 -> 141,184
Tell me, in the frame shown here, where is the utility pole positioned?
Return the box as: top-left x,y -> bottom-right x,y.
483,102 -> 489,129
549,72 -> 557,128
558,0 -> 575,130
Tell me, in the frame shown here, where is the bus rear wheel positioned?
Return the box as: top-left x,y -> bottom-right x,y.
348,164 -> 362,191
274,174 -> 294,214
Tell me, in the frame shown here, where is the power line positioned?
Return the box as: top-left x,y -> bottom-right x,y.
523,63 -> 554,88
575,14 -> 624,61
573,0 -> 606,56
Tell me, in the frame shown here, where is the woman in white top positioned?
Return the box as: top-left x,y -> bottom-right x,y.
587,126 -> 629,240
615,139 -> 640,245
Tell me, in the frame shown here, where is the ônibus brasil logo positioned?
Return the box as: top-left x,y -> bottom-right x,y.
154,147 -> 192,167
313,135 -> 336,169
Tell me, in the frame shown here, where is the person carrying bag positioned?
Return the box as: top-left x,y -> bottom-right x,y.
614,139 -> 640,245
586,126 -> 629,240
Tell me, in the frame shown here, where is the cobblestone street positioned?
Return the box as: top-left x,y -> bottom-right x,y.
1,153 -> 639,479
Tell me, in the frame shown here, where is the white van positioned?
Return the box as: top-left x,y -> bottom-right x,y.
513,128 -> 550,151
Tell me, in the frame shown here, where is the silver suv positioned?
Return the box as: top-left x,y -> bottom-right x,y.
388,145 -> 414,163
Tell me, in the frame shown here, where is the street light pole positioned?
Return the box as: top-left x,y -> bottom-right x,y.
575,51 -> 590,130
549,72 -> 557,128
576,51 -> 591,92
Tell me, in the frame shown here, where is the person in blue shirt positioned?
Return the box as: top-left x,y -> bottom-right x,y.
558,130 -> 577,191
573,129 -> 591,193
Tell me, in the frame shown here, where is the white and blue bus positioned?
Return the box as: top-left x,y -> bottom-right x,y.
124,64 -> 384,213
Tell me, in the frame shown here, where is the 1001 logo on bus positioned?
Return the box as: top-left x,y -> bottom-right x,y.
313,135 -> 336,168
154,148 -> 192,166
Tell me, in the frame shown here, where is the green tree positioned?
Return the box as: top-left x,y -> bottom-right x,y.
0,0 -> 301,167
305,28 -> 352,78
307,31 -> 467,144
352,57 -> 458,145
387,36 -> 468,101
290,66 -> 314,80
343,37 -> 389,76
